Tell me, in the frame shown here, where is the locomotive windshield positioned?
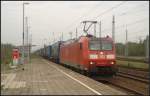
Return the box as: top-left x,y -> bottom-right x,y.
89,40 -> 112,50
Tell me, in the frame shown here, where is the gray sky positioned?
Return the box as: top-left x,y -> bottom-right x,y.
1,1 -> 149,52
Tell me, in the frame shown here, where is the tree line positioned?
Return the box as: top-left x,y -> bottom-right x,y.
1,44 -> 14,64
116,37 -> 148,56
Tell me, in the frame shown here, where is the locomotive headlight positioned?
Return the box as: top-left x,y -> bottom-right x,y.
90,62 -> 93,65
89,54 -> 98,59
106,54 -> 115,59
110,61 -> 114,64
100,52 -> 103,55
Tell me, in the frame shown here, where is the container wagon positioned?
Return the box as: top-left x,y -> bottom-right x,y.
44,45 -> 52,60
51,41 -> 64,63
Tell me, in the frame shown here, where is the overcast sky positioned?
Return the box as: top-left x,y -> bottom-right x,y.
1,1 -> 149,52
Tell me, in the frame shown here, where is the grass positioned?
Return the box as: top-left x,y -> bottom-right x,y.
116,60 -> 149,71
1,44 -> 13,64
117,56 -> 148,63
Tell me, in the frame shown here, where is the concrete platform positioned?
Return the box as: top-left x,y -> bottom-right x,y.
1,57 -> 127,95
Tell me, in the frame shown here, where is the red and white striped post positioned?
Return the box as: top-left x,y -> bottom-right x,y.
12,48 -> 19,66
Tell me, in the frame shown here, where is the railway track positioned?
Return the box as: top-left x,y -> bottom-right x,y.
116,72 -> 149,83
51,59 -> 149,95
117,67 -> 149,83
94,67 -> 149,95
94,76 -> 149,95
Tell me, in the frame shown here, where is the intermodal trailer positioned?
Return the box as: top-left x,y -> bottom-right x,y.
51,41 -> 64,63
44,45 -> 52,59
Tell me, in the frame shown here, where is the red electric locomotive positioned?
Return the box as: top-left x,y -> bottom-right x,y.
60,35 -> 116,76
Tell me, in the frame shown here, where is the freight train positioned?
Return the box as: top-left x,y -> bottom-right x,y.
36,34 -> 116,76
50,41 -> 64,63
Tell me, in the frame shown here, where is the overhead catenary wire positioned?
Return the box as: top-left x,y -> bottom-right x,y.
115,29 -> 148,36
102,17 -> 148,33
115,2 -> 148,17
93,1 -> 127,20
118,29 -> 149,39
96,3 -> 148,36
115,28 -> 148,44
98,3 -> 148,28
34,1 -> 148,50
62,1 -> 147,42
62,1 -> 126,37
104,16 -> 148,44
91,2 -> 148,24
117,8 -> 148,17
62,2 -> 102,34
55,1 -> 147,45
89,2 -> 148,37
76,1 -> 127,32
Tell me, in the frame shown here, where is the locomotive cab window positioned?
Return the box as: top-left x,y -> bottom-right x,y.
89,40 -> 112,50
101,41 -> 112,50
89,41 -> 101,50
